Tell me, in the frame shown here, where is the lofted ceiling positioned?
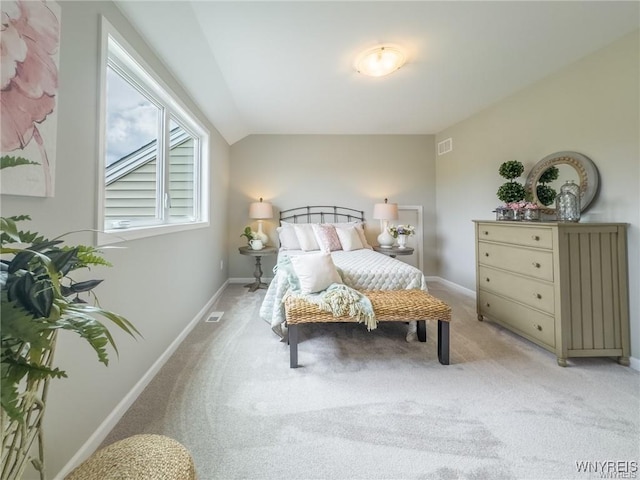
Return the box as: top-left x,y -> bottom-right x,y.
114,1 -> 639,145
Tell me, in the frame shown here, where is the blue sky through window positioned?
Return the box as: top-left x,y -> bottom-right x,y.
105,66 -> 159,166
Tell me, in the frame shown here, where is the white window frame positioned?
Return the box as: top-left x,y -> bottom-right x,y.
97,17 -> 209,245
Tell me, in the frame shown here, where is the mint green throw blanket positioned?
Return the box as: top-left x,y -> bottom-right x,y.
277,255 -> 377,331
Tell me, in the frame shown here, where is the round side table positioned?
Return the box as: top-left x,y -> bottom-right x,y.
238,246 -> 277,292
373,245 -> 414,259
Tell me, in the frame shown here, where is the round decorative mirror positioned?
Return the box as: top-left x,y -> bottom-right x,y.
524,151 -> 599,215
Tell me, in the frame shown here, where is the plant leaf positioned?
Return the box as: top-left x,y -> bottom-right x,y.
0,217 -> 21,243
28,278 -> 54,318
7,251 -> 35,273
67,279 -> 103,293
6,241 -> 66,273
69,245 -> 112,268
10,272 -> 36,311
1,296 -> 51,350
56,316 -> 113,366
65,303 -> 141,338
48,247 -> 78,276
1,365 -> 22,422
0,216 -> 49,247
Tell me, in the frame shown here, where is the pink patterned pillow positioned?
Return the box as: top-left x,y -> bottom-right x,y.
311,224 -> 342,252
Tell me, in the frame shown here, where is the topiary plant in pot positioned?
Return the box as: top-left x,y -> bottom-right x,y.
1,215 -> 140,479
496,160 -> 526,203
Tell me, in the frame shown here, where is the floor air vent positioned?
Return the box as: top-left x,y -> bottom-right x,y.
205,312 -> 224,323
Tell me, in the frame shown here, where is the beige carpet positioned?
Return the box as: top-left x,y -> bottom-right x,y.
102,282 -> 640,480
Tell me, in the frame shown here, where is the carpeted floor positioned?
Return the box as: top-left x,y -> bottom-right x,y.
102,282 -> 640,480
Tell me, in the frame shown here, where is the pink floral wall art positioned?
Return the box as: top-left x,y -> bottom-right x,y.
1,0 -> 61,197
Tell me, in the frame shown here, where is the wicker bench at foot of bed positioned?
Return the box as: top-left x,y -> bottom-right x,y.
284,289 -> 451,368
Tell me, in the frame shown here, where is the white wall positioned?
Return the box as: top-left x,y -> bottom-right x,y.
0,1 -> 230,477
435,31 -> 640,360
228,135 -> 436,277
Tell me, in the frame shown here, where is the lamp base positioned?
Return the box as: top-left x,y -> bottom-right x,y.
377,230 -> 395,249
254,231 -> 268,244
254,221 -> 268,244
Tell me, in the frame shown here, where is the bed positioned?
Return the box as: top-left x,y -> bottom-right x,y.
259,206 -> 428,340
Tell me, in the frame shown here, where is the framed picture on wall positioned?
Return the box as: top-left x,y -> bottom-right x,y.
1,0 -> 61,197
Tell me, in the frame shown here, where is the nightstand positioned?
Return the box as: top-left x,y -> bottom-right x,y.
373,245 -> 414,259
238,246 -> 277,292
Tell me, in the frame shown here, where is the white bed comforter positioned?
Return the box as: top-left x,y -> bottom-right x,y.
259,249 -> 427,339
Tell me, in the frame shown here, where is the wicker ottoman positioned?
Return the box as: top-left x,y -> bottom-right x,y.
65,434 -> 196,480
284,289 -> 451,368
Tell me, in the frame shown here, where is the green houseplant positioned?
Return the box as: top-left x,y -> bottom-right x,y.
1,215 -> 140,479
496,160 -> 526,203
240,226 -> 256,245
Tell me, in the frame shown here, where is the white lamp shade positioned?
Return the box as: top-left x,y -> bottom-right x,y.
249,200 -> 273,219
373,202 -> 398,221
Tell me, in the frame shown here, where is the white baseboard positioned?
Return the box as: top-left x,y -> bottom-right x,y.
629,356 -> 640,372
426,276 -> 476,299
55,280 -> 230,479
228,276 -> 274,284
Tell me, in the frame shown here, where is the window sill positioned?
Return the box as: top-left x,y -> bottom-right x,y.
97,220 -> 210,246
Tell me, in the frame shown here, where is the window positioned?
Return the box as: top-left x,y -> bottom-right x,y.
97,18 -> 209,244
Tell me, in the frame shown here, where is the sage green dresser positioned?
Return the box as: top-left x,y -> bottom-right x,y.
473,221 -> 630,366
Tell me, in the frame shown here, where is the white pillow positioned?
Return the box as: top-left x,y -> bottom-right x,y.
333,222 -> 372,249
293,224 -> 320,251
276,225 -> 301,250
289,252 -> 342,294
334,226 -> 364,251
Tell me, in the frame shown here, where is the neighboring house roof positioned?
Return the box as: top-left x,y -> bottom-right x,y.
106,128 -> 190,185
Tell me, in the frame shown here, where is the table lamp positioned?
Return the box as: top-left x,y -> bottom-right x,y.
373,198 -> 398,248
249,197 -> 273,244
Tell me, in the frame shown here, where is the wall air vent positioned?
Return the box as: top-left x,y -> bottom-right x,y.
205,312 -> 224,323
437,138 -> 453,156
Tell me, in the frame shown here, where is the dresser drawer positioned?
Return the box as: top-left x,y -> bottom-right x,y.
479,290 -> 555,348
476,223 -> 553,249
478,242 -> 554,282
478,265 -> 555,314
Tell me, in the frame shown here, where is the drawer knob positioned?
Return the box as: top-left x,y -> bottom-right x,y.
535,324 -> 542,331
532,235 -> 540,241
534,293 -> 542,299
485,302 -> 490,308
483,231 -> 489,235
484,252 -> 489,257
485,278 -> 490,282
532,262 -> 541,268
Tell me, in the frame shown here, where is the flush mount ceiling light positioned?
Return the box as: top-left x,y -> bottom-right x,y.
355,45 -> 406,77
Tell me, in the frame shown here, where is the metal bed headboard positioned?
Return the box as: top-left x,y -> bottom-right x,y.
279,206 -> 365,224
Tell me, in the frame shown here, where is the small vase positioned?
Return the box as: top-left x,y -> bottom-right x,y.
512,208 -> 523,221
396,234 -> 408,249
521,208 -> 540,221
495,207 -> 515,221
